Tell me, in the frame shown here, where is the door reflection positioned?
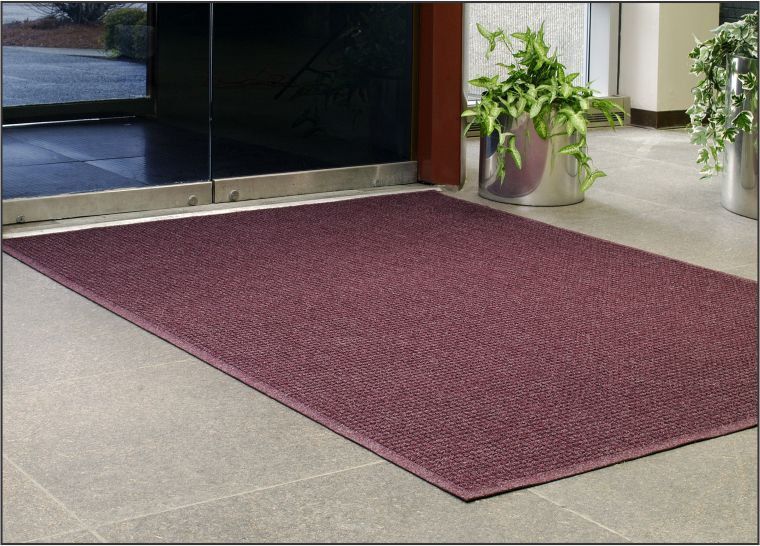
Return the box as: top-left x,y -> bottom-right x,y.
211,3 -> 414,179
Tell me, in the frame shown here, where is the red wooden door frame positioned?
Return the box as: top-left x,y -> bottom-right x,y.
416,3 -> 464,187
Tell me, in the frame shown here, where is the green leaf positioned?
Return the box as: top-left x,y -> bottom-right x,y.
476,22 -> 492,40
533,114 -> 548,139
468,75 -> 498,89
598,109 -> 616,129
477,23 -> 497,58
507,135 -> 522,169
559,140 -> 586,156
515,96 -> 527,114
732,110 -> 754,132
580,170 -> 606,192
559,108 -> 587,135
554,111 -> 568,130
484,116 -> 494,136
528,98 -> 545,118
739,71 -> 757,91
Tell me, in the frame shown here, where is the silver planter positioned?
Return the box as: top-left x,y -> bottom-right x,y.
478,114 -> 583,206
721,55 -> 758,220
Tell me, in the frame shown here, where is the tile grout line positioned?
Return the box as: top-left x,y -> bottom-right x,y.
527,489 -> 633,543
5,358 -> 193,396
20,529 -> 94,544
91,460 -> 387,534
3,455 -> 108,543
587,187 -> 678,213
584,141 -> 694,169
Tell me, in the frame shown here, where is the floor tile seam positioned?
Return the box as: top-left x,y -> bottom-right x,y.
526,488 -> 633,542
90,460 -> 387,532
20,528 -> 93,544
5,158 -> 81,169
586,186 -> 691,213
584,143 -> 696,168
3,358 -> 193,397
15,148 -> 146,165
3,455 -> 107,543
7,154 -> 149,172
579,192 -> 756,232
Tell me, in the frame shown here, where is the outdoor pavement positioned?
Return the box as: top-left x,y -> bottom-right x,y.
2,126 -> 757,543
1,46 -> 146,106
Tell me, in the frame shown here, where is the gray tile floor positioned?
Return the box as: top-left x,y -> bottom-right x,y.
2,126 -> 757,543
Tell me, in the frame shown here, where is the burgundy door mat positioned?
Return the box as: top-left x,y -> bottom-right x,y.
4,191 -> 757,501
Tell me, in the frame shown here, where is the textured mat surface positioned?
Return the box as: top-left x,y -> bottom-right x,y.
4,191 -> 757,500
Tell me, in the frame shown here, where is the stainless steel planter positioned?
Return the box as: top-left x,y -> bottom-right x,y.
478,114 -> 583,206
722,55 -> 758,220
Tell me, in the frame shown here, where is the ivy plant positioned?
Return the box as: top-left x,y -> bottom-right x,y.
462,23 -> 624,191
687,11 -> 758,178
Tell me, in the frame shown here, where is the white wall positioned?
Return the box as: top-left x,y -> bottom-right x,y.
619,3 -> 719,112
619,3 -> 661,111
657,3 -> 719,111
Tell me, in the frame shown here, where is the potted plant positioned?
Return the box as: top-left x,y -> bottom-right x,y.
687,11 -> 758,219
462,23 -> 624,206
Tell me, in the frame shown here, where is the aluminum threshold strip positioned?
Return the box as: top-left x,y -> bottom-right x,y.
3,184 -> 438,239
214,161 -> 418,203
2,181 -> 213,225
2,162 -> 418,225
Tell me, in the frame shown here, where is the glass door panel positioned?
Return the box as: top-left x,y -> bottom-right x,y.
210,3 -> 415,189
2,2 -> 150,106
1,2 -> 212,223
2,2 -> 419,224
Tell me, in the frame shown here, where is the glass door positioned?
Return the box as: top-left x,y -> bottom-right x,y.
210,3 -> 417,203
2,2 -> 418,225
2,2 -> 212,224
2,2 -> 153,121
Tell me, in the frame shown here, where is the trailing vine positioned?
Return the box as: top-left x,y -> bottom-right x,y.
462,23 -> 624,191
687,11 -> 758,178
